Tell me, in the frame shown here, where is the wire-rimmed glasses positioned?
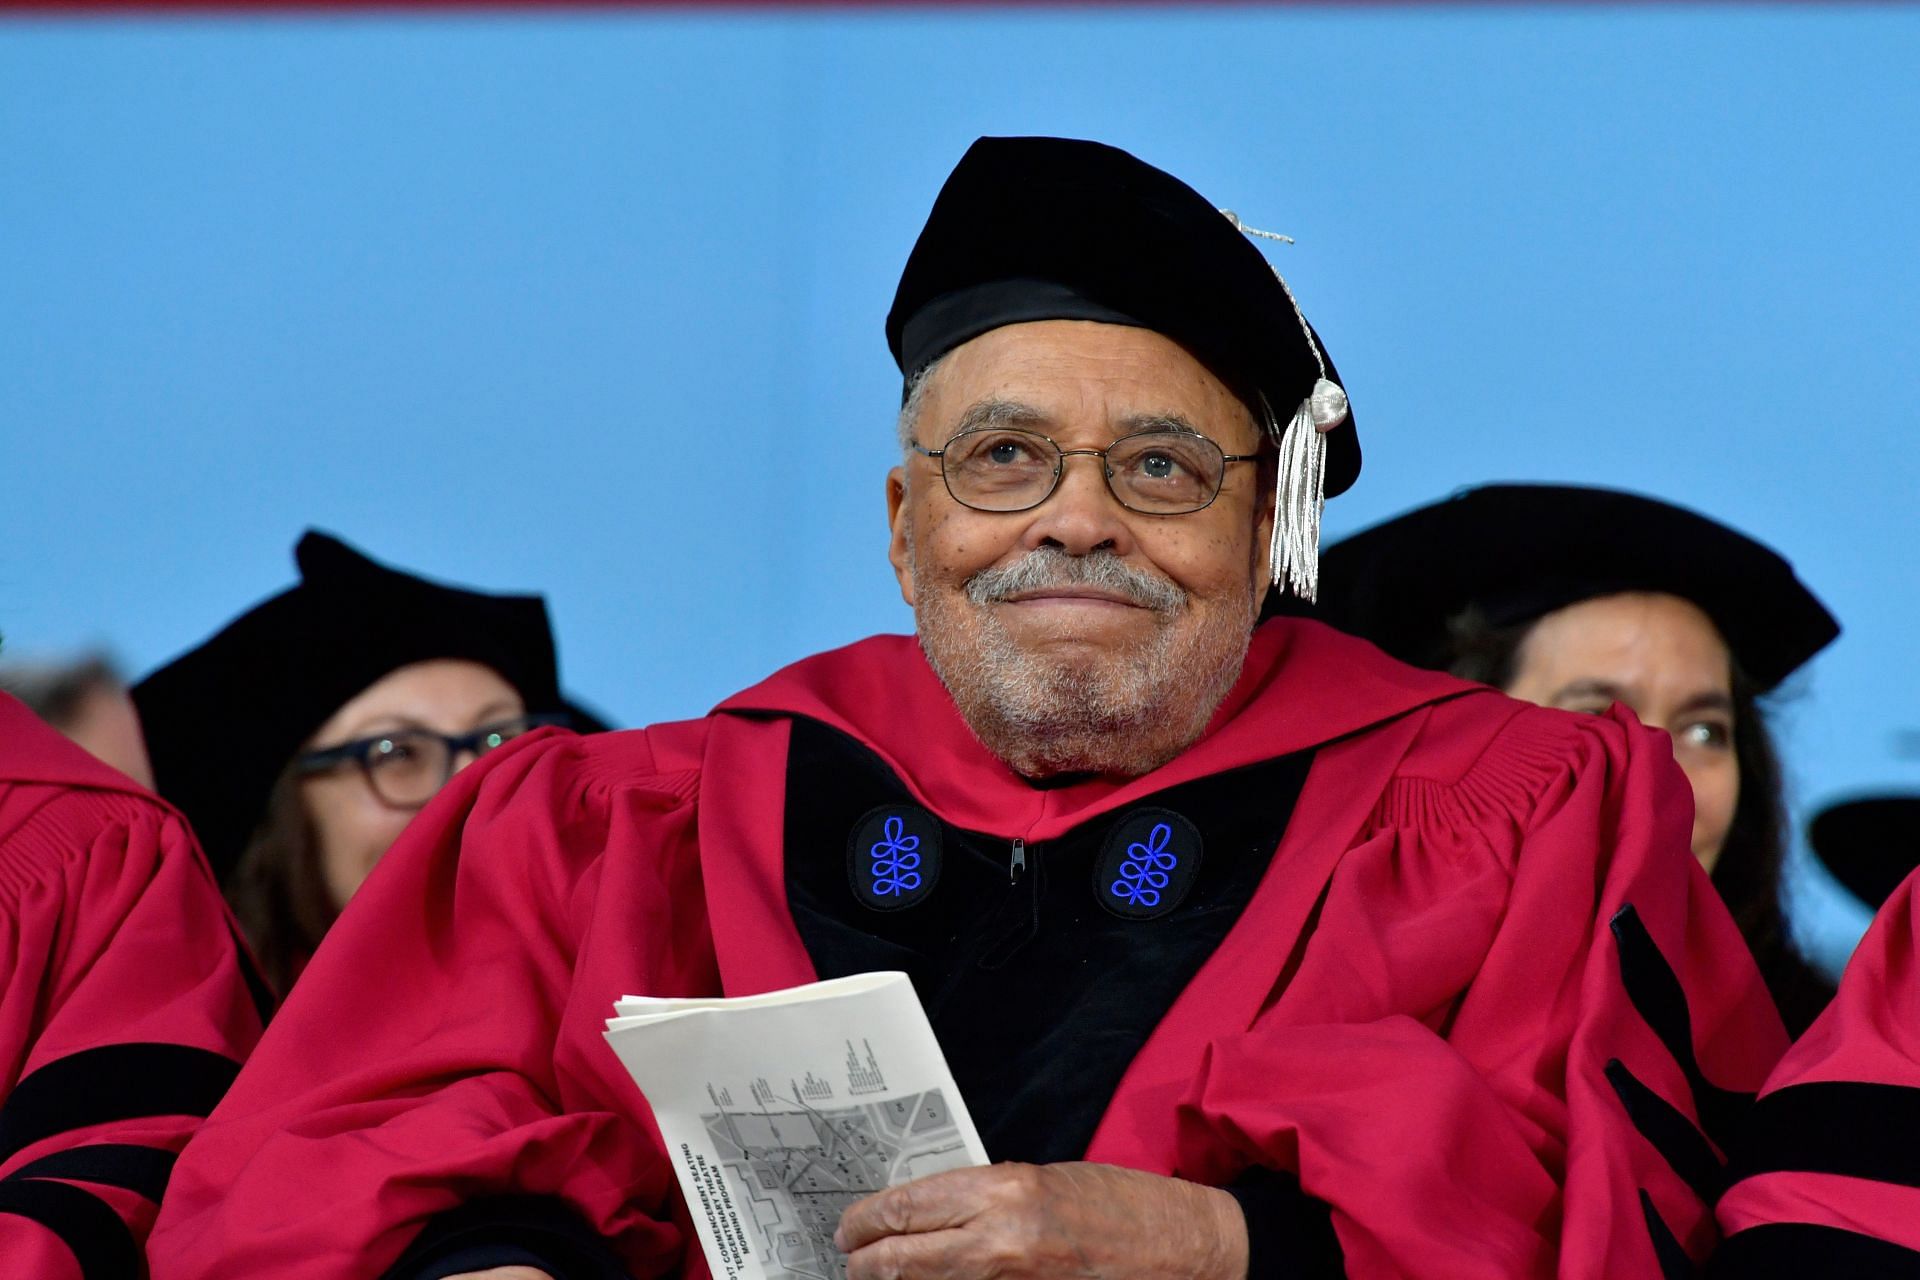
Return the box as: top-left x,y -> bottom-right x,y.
911,426 -> 1260,515
294,712 -> 569,810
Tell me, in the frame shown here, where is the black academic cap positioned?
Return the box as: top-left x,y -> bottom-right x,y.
1809,795 -> 1920,911
133,531 -> 565,880
1313,483 -> 1839,691
887,136 -> 1360,497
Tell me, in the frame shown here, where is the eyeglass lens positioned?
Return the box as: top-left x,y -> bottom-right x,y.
361,718 -> 540,807
939,428 -> 1228,514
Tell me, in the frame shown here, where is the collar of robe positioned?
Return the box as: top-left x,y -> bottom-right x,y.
713,615 -> 1476,838
0,692 -> 159,799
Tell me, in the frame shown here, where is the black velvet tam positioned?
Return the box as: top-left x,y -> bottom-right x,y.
1810,795 -> 1920,910
1313,484 -> 1839,692
132,531 -> 564,881
887,136 -> 1360,497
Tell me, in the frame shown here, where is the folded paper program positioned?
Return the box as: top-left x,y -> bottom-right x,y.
605,973 -> 989,1280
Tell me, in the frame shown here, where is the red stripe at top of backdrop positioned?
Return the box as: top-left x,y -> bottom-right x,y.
0,0 -> 1659,11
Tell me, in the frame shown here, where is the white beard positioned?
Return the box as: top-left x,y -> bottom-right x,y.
912,546 -> 1257,779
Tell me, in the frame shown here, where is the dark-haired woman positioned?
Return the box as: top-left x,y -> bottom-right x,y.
134,531 -> 594,996
1315,483 -> 1838,1033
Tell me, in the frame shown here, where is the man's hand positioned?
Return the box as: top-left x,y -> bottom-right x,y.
834,1162 -> 1249,1280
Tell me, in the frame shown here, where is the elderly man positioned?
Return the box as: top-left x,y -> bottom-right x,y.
151,138 -> 1784,1280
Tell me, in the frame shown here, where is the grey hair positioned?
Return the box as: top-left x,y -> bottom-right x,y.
896,356 -> 945,458
0,654 -> 123,731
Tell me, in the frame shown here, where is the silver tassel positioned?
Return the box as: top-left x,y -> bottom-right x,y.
1268,394 -> 1327,602
1224,209 -> 1341,604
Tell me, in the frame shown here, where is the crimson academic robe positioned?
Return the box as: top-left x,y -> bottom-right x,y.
1712,865 -> 1920,1275
149,621 -> 1786,1279
0,693 -> 266,1278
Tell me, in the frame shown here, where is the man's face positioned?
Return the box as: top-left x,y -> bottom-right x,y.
887,320 -> 1274,779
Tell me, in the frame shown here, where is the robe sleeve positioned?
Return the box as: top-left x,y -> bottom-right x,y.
147,730 -> 714,1280
1712,867 -> 1920,1274
1484,706 -> 1788,1277
1168,704 -> 1787,1279
0,790 -> 265,1280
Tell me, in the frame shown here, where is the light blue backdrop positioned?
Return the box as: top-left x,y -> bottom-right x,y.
4,5 -> 1917,969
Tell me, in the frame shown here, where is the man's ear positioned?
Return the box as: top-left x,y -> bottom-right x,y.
1248,463 -> 1275,618
886,467 -> 917,607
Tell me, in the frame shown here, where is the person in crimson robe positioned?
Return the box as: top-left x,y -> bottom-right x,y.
148,136 -> 1787,1280
1710,806 -> 1920,1276
0,691 -> 266,1278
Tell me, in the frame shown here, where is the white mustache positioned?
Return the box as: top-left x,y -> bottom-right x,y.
965,548 -> 1186,613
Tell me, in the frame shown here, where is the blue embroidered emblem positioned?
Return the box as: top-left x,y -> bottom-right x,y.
1109,822 -> 1178,908
868,815 -> 924,898
1094,808 -> 1203,920
847,805 -> 941,911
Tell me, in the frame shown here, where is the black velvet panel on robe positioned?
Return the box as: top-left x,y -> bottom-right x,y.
389,716 -> 1340,1280
783,717 -> 1314,1167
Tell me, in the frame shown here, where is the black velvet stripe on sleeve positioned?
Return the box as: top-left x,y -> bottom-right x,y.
379,1195 -> 632,1280
3,1143 -> 176,1202
1609,906 -> 1754,1147
1638,1189 -> 1696,1280
0,1178 -> 144,1279
0,1044 -> 240,1164
1725,1081 -> 1920,1190
1604,1060 -> 1723,1203
1223,1166 -> 1346,1280
1708,1224 -> 1920,1278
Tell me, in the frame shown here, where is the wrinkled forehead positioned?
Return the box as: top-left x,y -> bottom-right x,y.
920,320 -> 1266,449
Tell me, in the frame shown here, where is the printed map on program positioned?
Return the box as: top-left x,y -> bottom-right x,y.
701,1089 -> 972,1280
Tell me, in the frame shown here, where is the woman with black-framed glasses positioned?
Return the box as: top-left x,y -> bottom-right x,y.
134,530 -> 602,997
294,712 -> 572,812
